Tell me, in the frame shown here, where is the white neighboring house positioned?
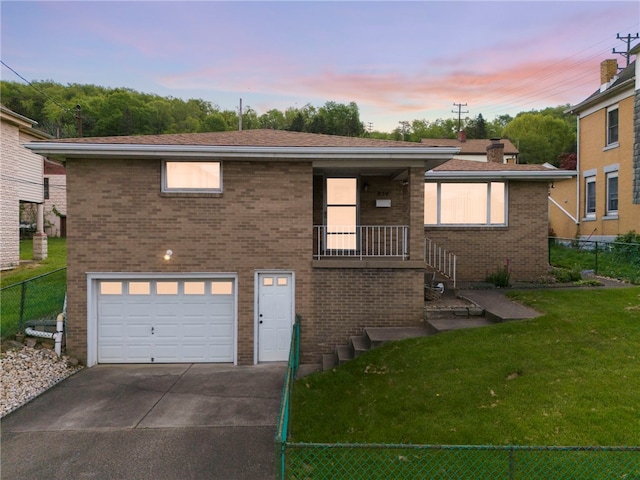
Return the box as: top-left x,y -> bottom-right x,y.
0,105 -> 51,269
43,158 -> 67,237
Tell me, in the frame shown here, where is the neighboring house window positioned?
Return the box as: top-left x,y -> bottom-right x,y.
604,164 -> 619,216
424,182 -> 506,226
606,106 -> 618,146
584,173 -> 596,218
326,178 -> 357,250
43,177 -> 49,199
162,161 -> 221,192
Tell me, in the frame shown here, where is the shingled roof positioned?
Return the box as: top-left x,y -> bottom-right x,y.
40,129 -> 430,148
420,138 -> 519,155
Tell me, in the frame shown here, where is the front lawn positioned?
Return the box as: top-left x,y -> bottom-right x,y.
291,287 -> 640,446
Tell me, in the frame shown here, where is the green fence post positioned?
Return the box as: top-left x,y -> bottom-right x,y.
595,241 -> 599,274
509,447 -> 515,480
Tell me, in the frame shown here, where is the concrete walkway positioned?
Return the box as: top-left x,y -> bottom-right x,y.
1,363 -> 285,480
458,289 -> 542,322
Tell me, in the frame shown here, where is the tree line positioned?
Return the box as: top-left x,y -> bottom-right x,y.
0,80 -> 576,166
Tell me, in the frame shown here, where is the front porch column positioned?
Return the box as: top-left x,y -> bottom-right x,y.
33,203 -> 48,261
408,167 -> 425,262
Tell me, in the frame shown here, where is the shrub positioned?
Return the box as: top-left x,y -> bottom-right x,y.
612,231 -> 640,266
486,260 -> 511,288
550,265 -> 582,283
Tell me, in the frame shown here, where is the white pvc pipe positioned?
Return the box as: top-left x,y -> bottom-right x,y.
24,312 -> 64,357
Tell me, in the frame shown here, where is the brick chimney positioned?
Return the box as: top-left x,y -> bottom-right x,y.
457,130 -> 467,143
486,138 -> 504,164
600,59 -> 618,85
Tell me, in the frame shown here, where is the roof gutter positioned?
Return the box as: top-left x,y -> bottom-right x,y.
24,142 -> 461,161
425,170 -> 577,181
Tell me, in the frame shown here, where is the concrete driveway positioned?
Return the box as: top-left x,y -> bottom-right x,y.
1,363 -> 286,480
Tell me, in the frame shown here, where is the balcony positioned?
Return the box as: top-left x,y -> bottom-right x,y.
313,225 -> 409,260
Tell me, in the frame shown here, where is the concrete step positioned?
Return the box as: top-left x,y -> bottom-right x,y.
426,317 -> 493,334
336,344 -> 354,365
322,352 -> 337,371
424,306 -> 484,320
364,326 -> 432,348
350,335 -> 370,357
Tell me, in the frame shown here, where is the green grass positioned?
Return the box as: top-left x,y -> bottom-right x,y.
550,243 -> 640,284
1,238 -> 67,288
1,238 -> 67,338
291,287 -> 640,446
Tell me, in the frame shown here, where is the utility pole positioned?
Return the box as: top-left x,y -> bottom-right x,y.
238,98 -> 243,131
367,122 -> 373,133
75,104 -> 83,138
452,102 -> 468,133
398,121 -> 409,141
612,32 -> 639,69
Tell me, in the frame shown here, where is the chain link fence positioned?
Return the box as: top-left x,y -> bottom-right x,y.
549,237 -> 640,284
276,317 -> 640,479
0,268 -> 67,339
281,443 -> 640,479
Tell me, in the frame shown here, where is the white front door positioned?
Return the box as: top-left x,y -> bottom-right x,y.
257,272 -> 293,362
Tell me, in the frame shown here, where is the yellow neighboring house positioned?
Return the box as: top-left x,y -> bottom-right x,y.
550,50 -> 639,242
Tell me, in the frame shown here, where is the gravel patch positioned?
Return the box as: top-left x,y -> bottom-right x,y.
0,345 -> 82,417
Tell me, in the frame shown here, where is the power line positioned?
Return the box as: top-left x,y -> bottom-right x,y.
451,103 -> 468,132
0,59 -> 73,115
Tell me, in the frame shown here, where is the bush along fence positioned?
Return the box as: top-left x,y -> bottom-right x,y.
549,236 -> 640,284
275,319 -> 640,479
0,268 -> 67,339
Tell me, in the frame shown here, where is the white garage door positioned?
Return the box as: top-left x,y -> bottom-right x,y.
97,278 -> 235,363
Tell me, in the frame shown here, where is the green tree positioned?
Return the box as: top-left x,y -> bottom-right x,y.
465,113 -> 487,139
503,113 -> 575,165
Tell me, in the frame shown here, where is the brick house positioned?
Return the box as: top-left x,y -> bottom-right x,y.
550,55 -> 640,241
0,105 -> 51,269
27,130 -> 571,367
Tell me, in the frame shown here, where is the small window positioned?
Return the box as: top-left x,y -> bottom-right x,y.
607,106 -> 618,146
585,176 -> 596,217
129,282 -> 150,295
263,277 -> 274,286
606,171 -> 618,214
163,161 -> 221,192
184,281 -> 205,295
277,277 -> 288,286
156,282 -> 178,295
212,281 -> 233,295
43,178 -> 50,199
100,282 -> 122,295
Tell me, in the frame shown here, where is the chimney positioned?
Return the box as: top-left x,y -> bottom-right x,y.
457,130 -> 467,143
600,59 -> 618,85
486,138 -> 504,164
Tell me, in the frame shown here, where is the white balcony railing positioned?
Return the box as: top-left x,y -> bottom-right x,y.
314,225 -> 409,260
425,237 -> 457,288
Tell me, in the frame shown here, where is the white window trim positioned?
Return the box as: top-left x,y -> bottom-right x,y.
605,105 -> 619,147
605,166 -> 619,217
424,181 -> 508,227
161,160 -> 222,193
584,175 -> 596,220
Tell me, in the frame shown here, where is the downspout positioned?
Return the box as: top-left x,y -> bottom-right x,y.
575,117 -> 581,229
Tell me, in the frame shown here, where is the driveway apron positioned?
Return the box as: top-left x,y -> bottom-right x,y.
1,363 -> 286,480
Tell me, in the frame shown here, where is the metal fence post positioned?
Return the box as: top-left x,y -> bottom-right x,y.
19,281 -> 27,332
595,241 -> 599,274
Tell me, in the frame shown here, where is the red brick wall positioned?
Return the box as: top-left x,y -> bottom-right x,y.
425,182 -> 549,282
65,158 -> 314,364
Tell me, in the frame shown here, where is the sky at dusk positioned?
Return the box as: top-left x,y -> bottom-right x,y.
1,1 -> 639,132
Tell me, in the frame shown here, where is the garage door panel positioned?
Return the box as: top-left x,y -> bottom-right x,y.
98,278 -> 235,364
